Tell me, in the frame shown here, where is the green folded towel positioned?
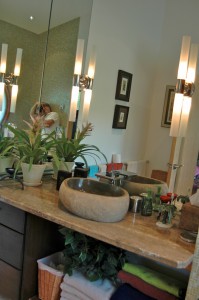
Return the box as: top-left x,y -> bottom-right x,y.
123,263 -> 186,297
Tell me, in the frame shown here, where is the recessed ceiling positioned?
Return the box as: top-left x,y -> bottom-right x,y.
0,0 -> 93,34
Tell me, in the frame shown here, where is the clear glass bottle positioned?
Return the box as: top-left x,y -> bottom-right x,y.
141,190 -> 153,216
153,186 -> 161,211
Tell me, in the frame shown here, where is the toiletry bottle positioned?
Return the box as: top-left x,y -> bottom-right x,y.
141,189 -> 153,216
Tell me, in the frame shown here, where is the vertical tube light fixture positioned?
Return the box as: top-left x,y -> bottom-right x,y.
82,46 -> 96,123
0,44 -> 23,113
170,36 -> 193,137
0,44 -> 8,111
10,48 -> 23,113
69,39 -> 84,122
178,43 -> 198,137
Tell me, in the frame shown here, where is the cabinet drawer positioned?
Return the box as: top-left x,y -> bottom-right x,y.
0,201 -> 25,233
0,259 -> 21,300
0,225 -> 24,269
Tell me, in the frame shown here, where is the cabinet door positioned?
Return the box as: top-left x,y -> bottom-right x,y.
0,225 -> 24,269
0,259 -> 21,300
0,201 -> 25,233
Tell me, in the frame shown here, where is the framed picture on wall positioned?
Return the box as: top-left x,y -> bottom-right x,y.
115,70 -> 133,101
161,85 -> 175,128
112,104 -> 129,129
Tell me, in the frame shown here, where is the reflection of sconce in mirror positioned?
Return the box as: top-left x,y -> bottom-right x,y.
170,36 -> 198,137
69,39 -> 96,123
0,43 -> 23,113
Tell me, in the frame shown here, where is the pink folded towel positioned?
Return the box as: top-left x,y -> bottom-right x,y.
61,282 -> 92,300
63,271 -> 115,300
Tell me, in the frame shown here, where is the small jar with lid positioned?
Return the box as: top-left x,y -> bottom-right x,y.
140,190 -> 153,216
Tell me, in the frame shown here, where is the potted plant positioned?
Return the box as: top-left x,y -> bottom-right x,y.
52,123 -> 107,178
7,119 -> 55,186
0,127 -> 15,173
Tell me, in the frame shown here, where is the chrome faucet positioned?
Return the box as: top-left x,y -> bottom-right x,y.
95,171 -> 123,186
95,170 -> 136,186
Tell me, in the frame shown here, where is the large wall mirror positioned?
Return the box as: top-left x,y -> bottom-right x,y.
0,0 -> 93,128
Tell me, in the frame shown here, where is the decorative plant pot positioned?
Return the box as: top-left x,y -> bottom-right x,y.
52,160 -> 74,180
21,162 -> 46,186
0,156 -> 14,173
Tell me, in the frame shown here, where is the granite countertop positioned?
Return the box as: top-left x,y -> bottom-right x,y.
0,176 -> 195,269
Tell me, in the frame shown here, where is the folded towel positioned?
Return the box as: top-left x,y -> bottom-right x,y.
98,164 -> 107,173
63,271 -> 115,300
107,163 -> 123,172
118,270 -> 178,300
123,263 -> 186,298
60,296 -> 75,300
61,282 -> 92,300
61,290 -> 82,300
110,283 -> 154,300
88,165 -> 99,178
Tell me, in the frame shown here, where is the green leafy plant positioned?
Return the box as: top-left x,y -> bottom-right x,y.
59,227 -> 126,285
53,123 -> 107,167
0,128 -> 15,158
7,119 -> 55,171
177,195 -> 190,204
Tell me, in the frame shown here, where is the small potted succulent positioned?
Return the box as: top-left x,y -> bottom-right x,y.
7,118 -> 55,186
52,123 -> 107,178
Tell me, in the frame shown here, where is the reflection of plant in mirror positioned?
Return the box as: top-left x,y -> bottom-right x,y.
7,119 -> 55,171
59,227 -> 126,285
53,123 -> 107,167
0,128 -> 15,157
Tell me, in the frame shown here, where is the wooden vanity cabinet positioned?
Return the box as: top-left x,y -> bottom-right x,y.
0,201 -> 64,300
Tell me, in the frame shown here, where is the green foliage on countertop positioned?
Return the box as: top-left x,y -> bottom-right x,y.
52,122 -> 107,166
0,128 -> 15,157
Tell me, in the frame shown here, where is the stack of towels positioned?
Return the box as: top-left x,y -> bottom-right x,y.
60,271 -> 115,300
117,263 -> 187,300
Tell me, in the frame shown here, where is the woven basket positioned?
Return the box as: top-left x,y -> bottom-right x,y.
37,252 -> 64,300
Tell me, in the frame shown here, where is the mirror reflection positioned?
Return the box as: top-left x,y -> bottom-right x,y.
0,0 -> 93,129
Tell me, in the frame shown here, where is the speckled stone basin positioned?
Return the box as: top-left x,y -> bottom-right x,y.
59,178 -> 129,222
121,175 -> 168,196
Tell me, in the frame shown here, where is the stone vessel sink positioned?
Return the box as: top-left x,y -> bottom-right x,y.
59,178 -> 129,222
120,175 -> 168,196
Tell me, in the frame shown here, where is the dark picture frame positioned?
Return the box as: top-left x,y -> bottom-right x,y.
112,105 -> 129,129
115,70 -> 132,101
161,85 -> 175,128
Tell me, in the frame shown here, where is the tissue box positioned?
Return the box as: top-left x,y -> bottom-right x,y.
179,203 -> 199,232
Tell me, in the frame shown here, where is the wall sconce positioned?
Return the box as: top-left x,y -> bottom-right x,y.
82,46 -> 96,124
0,44 -> 23,113
170,36 -> 198,137
68,39 -> 96,123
